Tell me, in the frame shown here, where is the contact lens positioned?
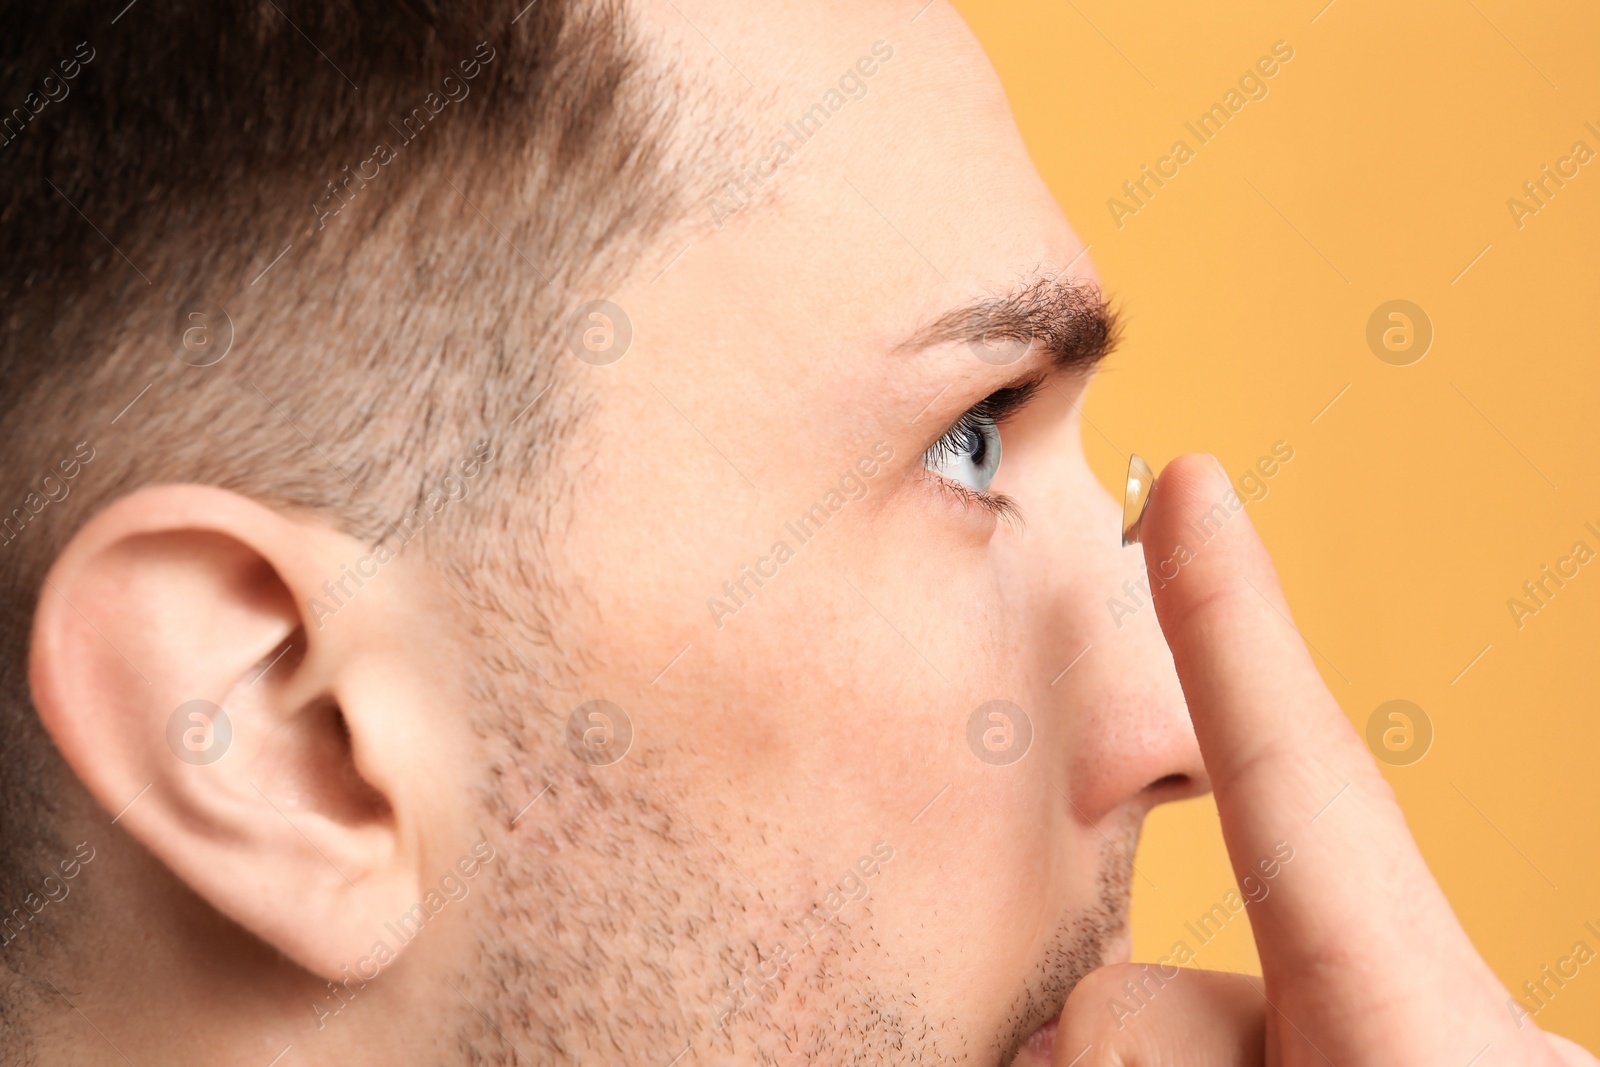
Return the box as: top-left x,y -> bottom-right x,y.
1122,453 -> 1153,547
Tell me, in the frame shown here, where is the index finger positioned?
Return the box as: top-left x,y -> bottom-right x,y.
1140,454 -> 1489,989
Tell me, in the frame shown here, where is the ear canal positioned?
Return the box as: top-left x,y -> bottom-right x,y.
273,694 -> 394,829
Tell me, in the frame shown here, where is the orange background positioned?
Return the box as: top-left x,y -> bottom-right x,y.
957,0 -> 1600,1046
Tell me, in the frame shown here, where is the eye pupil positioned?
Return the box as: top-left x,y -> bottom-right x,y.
968,428 -> 989,466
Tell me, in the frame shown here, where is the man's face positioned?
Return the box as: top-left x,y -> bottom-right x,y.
471,2 -> 1207,1063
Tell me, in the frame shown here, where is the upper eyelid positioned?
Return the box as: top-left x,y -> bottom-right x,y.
931,373 -> 1047,441
972,374 -> 1047,421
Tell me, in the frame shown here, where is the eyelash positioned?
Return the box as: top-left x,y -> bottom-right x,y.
923,376 -> 1045,521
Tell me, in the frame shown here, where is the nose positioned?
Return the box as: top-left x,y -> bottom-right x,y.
1023,455 -> 1210,826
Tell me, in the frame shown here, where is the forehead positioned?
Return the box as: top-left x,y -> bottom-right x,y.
631,2 -> 1092,377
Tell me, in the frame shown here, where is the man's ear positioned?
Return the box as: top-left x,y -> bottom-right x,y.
29,485 -> 431,980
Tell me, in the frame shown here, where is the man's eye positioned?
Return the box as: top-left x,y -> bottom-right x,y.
924,410 -> 1002,491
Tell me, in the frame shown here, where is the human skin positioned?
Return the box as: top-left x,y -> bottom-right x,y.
18,1 -> 1596,1064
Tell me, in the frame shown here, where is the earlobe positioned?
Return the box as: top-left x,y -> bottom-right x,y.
29,485 -> 425,979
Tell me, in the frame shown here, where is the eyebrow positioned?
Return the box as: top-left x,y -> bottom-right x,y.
897,274 -> 1120,374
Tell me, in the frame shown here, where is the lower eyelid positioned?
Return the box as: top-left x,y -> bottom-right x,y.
919,467 -> 1020,525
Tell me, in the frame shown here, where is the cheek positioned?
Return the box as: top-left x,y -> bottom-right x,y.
665,530 -> 969,793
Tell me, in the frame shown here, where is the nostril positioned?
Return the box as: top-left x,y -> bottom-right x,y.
1146,771 -> 1214,802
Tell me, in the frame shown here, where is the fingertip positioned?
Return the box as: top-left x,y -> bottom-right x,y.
1140,453 -> 1243,565
1160,453 -> 1229,506
1139,452 -> 1280,637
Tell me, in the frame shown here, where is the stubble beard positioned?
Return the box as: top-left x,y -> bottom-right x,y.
445,670 -> 1135,1066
